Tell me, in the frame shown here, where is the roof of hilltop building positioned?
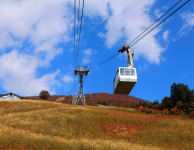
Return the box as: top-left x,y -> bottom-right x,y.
0,93 -> 22,100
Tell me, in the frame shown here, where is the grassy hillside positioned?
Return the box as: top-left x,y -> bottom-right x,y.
0,100 -> 193,150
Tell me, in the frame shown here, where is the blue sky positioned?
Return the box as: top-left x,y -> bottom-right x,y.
0,0 -> 193,102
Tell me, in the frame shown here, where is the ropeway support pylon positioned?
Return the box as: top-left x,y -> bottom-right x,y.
73,66 -> 89,106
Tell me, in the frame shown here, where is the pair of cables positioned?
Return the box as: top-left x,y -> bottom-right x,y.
73,0 -> 85,94
93,0 -> 191,69
74,0 -> 85,67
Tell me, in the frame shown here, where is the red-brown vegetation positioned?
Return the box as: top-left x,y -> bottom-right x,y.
137,106 -> 162,114
24,93 -> 149,107
190,111 -> 194,118
103,122 -> 142,137
170,106 -> 181,115
162,109 -> 169,114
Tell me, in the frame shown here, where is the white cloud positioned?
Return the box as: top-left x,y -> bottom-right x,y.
0,0 -> 72,62
154,6 -> 167,18
85,0 -> 110,19
63,75 -> 74,84
180,11 -> 194,34
84,49 -> 92,57
0,0 -> 72,95
82,49 -> 93,65
163,30 -> 170,41
154,9 -> 162,18
0,51 -> 59,96
0,32 -> 19,50
82,58 -> 90,65
85,0 -> 164,64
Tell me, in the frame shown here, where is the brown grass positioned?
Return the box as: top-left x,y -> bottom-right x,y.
0,100 -> 193,150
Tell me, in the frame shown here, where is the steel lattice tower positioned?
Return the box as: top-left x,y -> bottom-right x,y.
73,66 -> 89,106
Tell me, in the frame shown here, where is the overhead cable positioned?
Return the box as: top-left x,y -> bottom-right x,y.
90,53 -> 119,70
76,0 -> 85,65
73,0 -> 77,94
130,0 -> 191,48
73,0 -> 85,93
75,0 -> 81,66
92,0 -> 191,69
129,0 -> 184,46
74,0 -> 77,67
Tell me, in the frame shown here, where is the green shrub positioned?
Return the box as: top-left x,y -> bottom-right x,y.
170,83 -> 190,105
161,97 -> 173,110
39,90 -> 50,100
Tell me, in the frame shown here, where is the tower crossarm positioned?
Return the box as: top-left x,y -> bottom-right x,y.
74,66 -> 89,76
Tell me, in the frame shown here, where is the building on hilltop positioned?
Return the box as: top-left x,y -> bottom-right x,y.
0,93 -> 22,100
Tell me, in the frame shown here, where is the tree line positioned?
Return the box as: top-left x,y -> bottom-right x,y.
137,83 -> 194,116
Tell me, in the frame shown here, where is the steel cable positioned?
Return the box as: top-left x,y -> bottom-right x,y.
129,0 -> 184,46
76,0 -> 85,65
91,0 -> 191,70
130,0 -> 191,48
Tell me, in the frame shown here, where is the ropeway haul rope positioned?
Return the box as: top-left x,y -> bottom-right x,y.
90,0 -> 191,70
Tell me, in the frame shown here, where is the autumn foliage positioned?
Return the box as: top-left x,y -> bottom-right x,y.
137,83 -> 194,117
170,106 -> 181,115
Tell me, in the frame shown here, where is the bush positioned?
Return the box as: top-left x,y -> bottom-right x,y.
170,83 -> 190,105
152,100 -> 159,105
170,106 -> 180,115
39,90 -> 50,99
162,109 -> 170,114
161,97 -> 173,110
97,101 -> 107,106
136,105 -> 144,112
189,111 -> 194,118
143,108 -> 153,114
191,90 -> 194,101
136,106 -> 161,114
181,102 -> 194,114
152,104 -> 163,111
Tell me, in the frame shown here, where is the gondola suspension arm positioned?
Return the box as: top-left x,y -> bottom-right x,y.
118,45 -> 134,68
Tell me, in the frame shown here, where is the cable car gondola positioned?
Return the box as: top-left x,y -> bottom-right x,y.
113,46 -> 137,95
114,67 -> 137,94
